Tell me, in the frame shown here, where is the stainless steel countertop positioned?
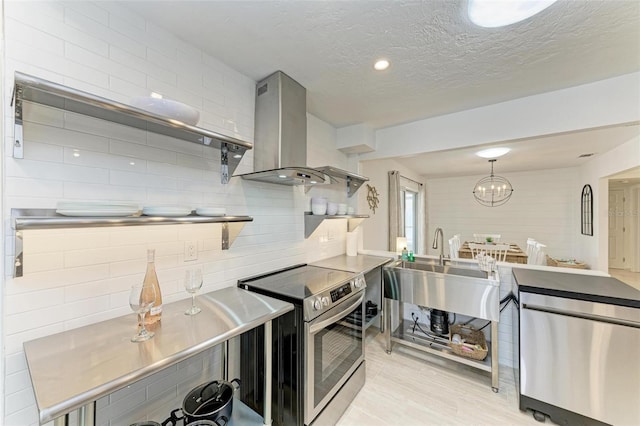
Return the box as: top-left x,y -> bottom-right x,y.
23,287 -> 294,424
310,254 -> 394,274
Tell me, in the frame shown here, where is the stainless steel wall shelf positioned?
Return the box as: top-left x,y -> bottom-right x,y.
315,166 -> 369,198
11,72 -> 253,183
11,209 -> 253,277
304,211 -> 368,238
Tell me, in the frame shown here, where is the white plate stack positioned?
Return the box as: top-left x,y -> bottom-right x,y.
142,205 -> 193,217
195,207 -> 226,217
56,201 -> 140,217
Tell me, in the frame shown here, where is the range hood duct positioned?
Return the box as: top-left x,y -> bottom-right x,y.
236,71 -> 368,196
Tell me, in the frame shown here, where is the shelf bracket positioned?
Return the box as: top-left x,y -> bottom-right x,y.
221,143 -> 229,184
221,221 -> 247,250
304,212 -> 369,238
13,85 -> 24,159
15,230 -> 24,277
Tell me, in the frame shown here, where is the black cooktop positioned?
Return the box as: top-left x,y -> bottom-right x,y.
238,264 -> 356,302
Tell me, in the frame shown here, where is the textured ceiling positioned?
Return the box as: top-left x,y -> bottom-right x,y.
121,0 -> 640,178
122,0 -> 640,130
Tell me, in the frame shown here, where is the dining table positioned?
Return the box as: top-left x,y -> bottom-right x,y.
458,241 -> 528,264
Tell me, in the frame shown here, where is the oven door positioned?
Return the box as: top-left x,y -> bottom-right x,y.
304,290 -> 365,425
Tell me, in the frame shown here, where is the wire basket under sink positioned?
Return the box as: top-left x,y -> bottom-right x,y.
449,324 -> 489,361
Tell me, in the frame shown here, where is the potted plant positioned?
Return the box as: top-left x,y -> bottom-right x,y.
486,236 -> 493,243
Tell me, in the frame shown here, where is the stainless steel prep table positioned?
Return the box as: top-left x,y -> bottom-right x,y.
23,287 -> 294,426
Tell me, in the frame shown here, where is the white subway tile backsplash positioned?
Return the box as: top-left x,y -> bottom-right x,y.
63,181 -> 147,201
4,387 -> 36,416
23,141 -> 64,163
5,17 -> 64,56
110,45 -> 177,87
4,352 -> 28,376
24,121 -> 110,152
6,177 -> 64,198
63,0 -> 109,26
108,75 -> 148,101
110,139 -> 176,164
6,159 -> 109,184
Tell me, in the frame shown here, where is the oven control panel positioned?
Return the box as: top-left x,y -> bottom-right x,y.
305,273 -> 366,320
330,283 -> 352,303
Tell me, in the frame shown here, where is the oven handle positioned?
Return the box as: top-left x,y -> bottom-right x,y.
308,292 -> 365,335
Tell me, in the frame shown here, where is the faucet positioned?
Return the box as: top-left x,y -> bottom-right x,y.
432,227 -> 444,265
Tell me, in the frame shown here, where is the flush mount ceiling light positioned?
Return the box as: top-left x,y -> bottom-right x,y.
468,0 -> 558,28
473,159 -> 513,207
374,59 -> 390,71
476,147 -> 511,158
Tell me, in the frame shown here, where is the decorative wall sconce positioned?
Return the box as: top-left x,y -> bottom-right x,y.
367,184 -> 380,213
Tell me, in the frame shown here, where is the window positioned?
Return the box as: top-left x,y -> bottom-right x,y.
403,189 -> 418,252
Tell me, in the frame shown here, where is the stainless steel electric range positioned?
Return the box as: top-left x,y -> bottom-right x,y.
238,264 -> 366,426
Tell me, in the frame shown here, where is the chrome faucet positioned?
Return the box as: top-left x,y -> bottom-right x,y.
432,227 -> 444,265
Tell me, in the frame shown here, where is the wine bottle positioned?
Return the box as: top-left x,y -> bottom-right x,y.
142,249 -> 162,325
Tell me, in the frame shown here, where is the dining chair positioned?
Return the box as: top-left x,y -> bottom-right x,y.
448,234 -> 461,259
526,238 -> 537,263
534,243 -> 547,265
468,242 -> 510,262
473,233 -> 502,242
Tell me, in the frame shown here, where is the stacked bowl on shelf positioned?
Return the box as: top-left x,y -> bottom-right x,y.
311,197 -> 327,215
310,198 -> 354,215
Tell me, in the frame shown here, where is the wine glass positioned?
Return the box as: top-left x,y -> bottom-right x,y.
129,283 -> 156,342
184,268 -> 203,315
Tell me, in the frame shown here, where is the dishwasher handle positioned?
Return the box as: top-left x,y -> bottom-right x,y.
522,303 -> 640,329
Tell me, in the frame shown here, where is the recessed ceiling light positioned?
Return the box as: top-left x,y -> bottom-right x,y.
468,0 -> 558,28
476,147 -> 511,158
310,180 -> 317,184
374,59 -> 390,71
278,174 -> 287,179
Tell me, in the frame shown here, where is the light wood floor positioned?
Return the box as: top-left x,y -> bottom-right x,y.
337,329 -> 538,426
608,268 -> 640,290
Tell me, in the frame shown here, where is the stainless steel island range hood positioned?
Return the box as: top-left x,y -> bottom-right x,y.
235,71 -> 368,197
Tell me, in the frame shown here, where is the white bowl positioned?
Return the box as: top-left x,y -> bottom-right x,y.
311,204 -> 327,215
327,202 -> 338,215
130,97 -> 200,126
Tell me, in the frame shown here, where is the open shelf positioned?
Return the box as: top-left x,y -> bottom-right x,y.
11,208 -> 253,277
304,211 -> 369,238
12,72 -> 252,183
390,320 -> 492,372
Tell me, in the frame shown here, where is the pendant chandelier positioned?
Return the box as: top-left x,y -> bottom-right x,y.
473,159 -> 513,207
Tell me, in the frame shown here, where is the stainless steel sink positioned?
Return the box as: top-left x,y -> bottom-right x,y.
384,259 -> 499,321
395,260 -> 488,278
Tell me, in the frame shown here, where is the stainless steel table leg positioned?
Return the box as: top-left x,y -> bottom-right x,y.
222,340 -> 229,380
491,321 -> 499,393
263,320 -> 273,426
53,415 -> 68,426
385,298 -> 392,353
77,402 -> 95,426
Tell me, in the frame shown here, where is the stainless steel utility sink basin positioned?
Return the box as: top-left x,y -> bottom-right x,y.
395,260 -> 488,278
384,259 -> 499,321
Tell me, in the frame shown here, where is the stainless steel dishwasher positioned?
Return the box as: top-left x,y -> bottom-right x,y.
519,292 -> 640,425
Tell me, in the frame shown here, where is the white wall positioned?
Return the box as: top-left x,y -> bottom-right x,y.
426,167 -> 579,263
1,2 -> 352,425
578,136 -> 640,270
